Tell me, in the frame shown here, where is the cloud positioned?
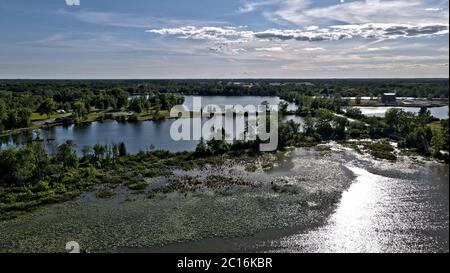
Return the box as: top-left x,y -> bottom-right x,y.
367,46 -> 391,51
57,9 -> 226,28
303,47 -> 325,51
147,23 -> 449,44
425,8 -> 443,12
255,46 -> 284,52
238,0 -> 279,13
266,0 -> 449,26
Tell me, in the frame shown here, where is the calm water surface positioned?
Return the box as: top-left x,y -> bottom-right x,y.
355,106 -> 448,119
1,96 -> 296,154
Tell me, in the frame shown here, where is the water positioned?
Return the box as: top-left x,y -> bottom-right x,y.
1,117 -> 257,154
1,96 -> 296,154
261,153 -> 449,253
130,95 -> 297,112
355,106 -> 449,119
183,95 -> 296,111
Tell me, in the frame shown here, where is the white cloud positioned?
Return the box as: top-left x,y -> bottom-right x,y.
425,8 -> 443,12
147,23 -> 449,44
267,0 -> 449,26
57,9 -> 226,28
238,0 -> 280,13
255,46 -> 284,52
367,46 -> 391,51
303,47 -> 325,51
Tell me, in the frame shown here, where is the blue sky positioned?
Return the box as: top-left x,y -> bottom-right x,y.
0,0 -> 448,78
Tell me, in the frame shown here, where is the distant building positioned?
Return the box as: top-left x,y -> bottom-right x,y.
381,93 -> 397,104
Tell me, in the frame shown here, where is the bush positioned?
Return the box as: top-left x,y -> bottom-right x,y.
368,141 -> 397,161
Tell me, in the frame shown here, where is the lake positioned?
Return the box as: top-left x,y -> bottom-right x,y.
1,97 -> 448,154
355,106 -> 449,119
1,96 -> 296,154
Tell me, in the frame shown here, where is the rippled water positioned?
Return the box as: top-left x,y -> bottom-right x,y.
262,153 -> 449,253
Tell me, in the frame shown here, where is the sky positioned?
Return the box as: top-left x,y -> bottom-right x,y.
0,0 -> 448,79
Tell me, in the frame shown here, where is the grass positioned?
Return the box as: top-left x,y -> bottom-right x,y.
30,113 -> 62,121
137,110 -> 171,121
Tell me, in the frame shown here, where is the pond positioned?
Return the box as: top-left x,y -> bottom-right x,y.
354,106 -> 448,119
1,96 -> 297,154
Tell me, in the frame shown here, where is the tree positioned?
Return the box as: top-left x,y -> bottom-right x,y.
93,144 -> 107,161
346,107 -> 363,119
279,101 -> 289,114
18,108 -> 32,128
118,142 -> 127,157
152,102 -> 161,120
207,129 -> 230,155
128,98 -> 143,113
278,120 -> 300,149
54,140 -> 78,169
30,142 -> 50,179
403,127 -> 432,153
0,148 -> 18,185
111,88 -> 129,110
73,100 -> 88,121
38,98 -> 56,118
6,108 -> 32,129
442,118 -> 449,151
81,145 -> 92,159
0,99 -> 7,129
385,108 -> 414,136
0,146 -> 38,186
14,146 -> 37,184
195,137 -> 208,157
418,106 -> 433,124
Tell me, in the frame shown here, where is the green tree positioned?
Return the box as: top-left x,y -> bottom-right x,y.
279,101 -> 289,114
111,88 -> 129,110
118,142 -> 128,157
93,144 -> 107,161
73,100 -> 88,121
417,106 -> 433,124
128,98 -> 144,113
346,107 -> 363,119
54,140 -> 78,169
442,119 -> 449,151
403,127 -> 432,153
0,98 -> 7,131
195,137 -> 208,157
0,146 -> 37,185
30,142 -> 50,179
38,98 -> 56,118
278,120 -> 300,149
0,148 -> 18,185
81,145 -> 92,159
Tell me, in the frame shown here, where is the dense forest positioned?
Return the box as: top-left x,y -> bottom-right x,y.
1,78 -> 448,97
